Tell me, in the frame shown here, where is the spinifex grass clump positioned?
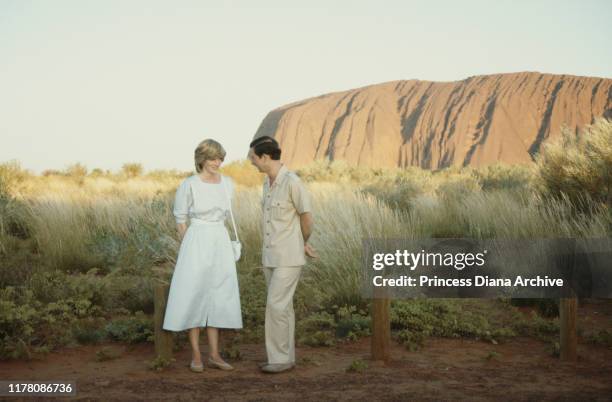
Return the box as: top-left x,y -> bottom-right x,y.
537,118 -> 612,210
302,184 -> 413,308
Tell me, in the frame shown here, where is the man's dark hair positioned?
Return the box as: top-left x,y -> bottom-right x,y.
249,136 -> 282,160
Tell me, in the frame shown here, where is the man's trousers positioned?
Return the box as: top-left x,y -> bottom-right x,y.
263,266 -> 302,365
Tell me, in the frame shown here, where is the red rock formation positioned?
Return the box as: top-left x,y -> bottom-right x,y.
253,72 -> 612,169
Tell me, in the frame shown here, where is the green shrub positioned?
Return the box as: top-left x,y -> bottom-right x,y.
510,298 -> 559,318
397,329 -> 427,351
28,270 -> 71,304
536,118 -> 612,210
27,269 -> 110,309
346,358 -> 368,373
73,317 -> 107,344
0,289 -> 41,359
0,286 -> 101,359
474,163 -> 535,192
104,312 -> 154,344
297,311 -> 336,347
362,176 -> 424,210
512,310 -> 559,341
435,174 -> 481,201
0,175 -> 31,246
335,306 -> 371,340
391,299 -> 520,349
0,239 -> 39,287
148,355 -> 174,371
103,275 -> 155,314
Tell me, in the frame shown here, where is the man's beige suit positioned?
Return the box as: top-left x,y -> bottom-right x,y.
261,165 -> 311,365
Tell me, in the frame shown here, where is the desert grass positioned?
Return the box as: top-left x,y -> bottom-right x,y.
537,118 -> 612,209
1,121 -> 611,358
2,159 -> 610,302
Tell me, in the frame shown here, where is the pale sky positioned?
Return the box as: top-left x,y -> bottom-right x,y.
1,0 -> 611,173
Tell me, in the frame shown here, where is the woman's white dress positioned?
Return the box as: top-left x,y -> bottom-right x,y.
162,174 -> 243,331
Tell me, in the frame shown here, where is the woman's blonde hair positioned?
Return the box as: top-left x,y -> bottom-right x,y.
194,139 -> 226,172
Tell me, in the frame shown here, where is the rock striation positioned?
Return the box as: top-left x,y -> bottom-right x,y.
253,72 -> 612,169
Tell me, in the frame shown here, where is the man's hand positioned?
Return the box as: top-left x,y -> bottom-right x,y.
299,212 -> 316,258
304,242 -> 319,259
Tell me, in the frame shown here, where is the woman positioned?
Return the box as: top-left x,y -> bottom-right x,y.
162,139 -> 242,372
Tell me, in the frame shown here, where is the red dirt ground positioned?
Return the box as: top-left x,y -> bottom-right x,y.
1,303 -> 611,401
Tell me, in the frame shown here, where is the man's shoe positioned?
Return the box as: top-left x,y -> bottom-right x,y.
260,363 -> 295,373
257,361 -> 268,368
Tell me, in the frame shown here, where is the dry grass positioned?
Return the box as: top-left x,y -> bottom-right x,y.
537,118 -> 612,209
1,139 -> 611,358
1,155 -> 609,278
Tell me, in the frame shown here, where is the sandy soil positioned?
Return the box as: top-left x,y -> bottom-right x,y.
1,304 -> 611,402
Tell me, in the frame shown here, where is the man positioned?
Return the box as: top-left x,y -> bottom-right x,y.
248,136 -> 317,373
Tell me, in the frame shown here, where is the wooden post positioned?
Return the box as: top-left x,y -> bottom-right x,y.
154,281 -> 173,360
559,296 -> 578,361
371,287 -> 391,362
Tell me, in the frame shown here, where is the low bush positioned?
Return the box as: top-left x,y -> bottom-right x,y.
104,312 -> 154,344
335,306 -> 371,340
536,118 -> 612,210
297,311 -> 336,347
473,163 -> 535,192
391,299 -> 524,349
346,358 -> 368,373
0,286 -> 103,359
73,317 -> 107,344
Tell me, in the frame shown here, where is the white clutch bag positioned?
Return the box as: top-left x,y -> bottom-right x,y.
222,177 -> 242,262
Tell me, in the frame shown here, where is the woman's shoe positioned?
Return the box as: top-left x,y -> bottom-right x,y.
189,361 -> 204,373
208,357 -> 234,371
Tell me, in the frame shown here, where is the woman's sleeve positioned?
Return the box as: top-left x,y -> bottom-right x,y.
173,179 -> 192,224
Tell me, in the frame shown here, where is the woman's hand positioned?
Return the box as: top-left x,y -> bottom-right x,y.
176,223 -> 187,241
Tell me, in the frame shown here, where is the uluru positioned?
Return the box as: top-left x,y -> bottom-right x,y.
253,72 -> 612,169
